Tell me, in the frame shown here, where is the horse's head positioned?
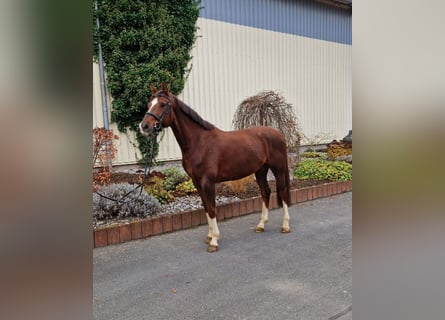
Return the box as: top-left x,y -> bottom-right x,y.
139,82 -> 174,136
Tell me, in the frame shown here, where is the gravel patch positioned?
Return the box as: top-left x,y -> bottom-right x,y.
93,195 -> 241,228
159,195 -> 240,215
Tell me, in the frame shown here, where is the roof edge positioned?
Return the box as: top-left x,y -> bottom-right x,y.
313,0 -> 352,10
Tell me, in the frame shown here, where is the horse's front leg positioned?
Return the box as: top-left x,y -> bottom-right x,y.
197,179 -> 219,252
206,212 -> 220,252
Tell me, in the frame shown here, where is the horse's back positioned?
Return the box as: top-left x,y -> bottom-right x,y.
241,126 -> 287,149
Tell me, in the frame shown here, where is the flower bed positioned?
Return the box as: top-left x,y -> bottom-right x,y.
93,149 -> 353,248
93,180 -> 352,248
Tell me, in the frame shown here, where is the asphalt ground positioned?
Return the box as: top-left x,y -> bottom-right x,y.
94,192 -> 352,320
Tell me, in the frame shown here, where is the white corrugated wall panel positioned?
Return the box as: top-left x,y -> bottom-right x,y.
93,63 -> 104,129
93,16 -> 351,164
177,17 -> 351,145
93,63 -> 142,165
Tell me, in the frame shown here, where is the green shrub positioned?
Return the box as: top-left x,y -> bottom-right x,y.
145,176 -> 175,204
144,167 -> 191,203
93,0 -> 200,158
294,159 -> 352,181
300,151 -> 327,159
327,141 -> 352,160
93,183 -> 161,221
175,179 -> 197,196
160,167 -> 189,191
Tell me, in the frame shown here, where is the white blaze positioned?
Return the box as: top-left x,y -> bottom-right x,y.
139,97 -> 160,135
148,97 -> 158,112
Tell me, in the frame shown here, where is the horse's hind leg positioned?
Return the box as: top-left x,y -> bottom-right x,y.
280,202 -> 291,233
254,165 -> 271,233
270,165 -> 291,233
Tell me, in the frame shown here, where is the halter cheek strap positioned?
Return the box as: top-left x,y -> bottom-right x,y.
145,93 -> 172,132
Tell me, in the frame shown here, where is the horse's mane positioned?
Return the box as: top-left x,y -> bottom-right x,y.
176,98 -> 215,131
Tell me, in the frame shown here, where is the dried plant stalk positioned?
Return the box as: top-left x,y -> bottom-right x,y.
232,90 -> 301,153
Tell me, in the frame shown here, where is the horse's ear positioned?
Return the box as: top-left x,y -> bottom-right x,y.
150,85 -> 157,95
161,82 -> 169,94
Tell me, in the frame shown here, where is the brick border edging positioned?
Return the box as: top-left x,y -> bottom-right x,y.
93,181 -> 352,248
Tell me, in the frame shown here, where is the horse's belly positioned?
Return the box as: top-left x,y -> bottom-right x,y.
214,155 -> 264,182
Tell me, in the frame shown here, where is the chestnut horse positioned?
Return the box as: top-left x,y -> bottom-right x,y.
140,83 -> 291,252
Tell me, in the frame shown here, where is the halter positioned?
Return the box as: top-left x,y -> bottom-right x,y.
145,93 -> 172,132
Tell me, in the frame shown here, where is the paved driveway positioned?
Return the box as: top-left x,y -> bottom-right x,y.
94,192 -> 352,320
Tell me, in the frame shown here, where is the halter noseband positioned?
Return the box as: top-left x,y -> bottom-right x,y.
145,93 -> 172,132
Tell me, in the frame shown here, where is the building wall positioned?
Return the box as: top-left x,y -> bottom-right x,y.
93,0 -> 351,164
199,0 -> 351,44
93,64 -> 142,165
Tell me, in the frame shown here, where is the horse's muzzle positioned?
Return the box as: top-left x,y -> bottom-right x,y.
139,121 -> 154,136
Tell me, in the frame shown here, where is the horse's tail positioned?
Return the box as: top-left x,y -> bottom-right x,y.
284,159 -> 291,206
277,187 -> 283,208
276,157 -> 291,208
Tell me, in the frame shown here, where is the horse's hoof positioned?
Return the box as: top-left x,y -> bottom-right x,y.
204,236 -> 212,244
207,245 -> 218,253
281,227 -> 291,233
255,226 -> 265,233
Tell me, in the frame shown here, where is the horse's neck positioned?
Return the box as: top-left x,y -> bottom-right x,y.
170,106 -> 211,155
